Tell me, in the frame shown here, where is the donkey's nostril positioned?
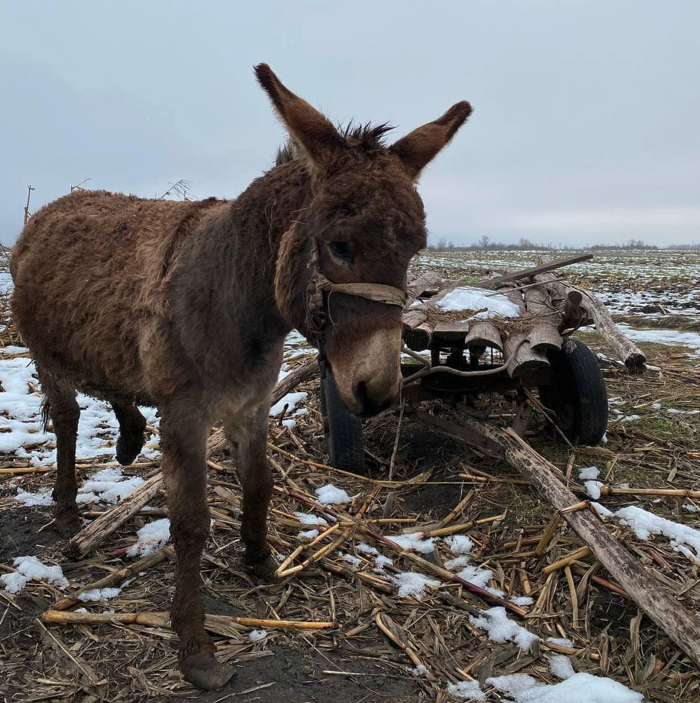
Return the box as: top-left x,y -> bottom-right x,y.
352,379 -> 392,417
354,380 -> 370,408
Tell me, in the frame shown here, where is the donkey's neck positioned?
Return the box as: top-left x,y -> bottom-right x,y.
169,160 -> 314,380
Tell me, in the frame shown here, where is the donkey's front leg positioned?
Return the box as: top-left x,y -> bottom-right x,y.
226,405 -> 277,581
161,404 -> 234,690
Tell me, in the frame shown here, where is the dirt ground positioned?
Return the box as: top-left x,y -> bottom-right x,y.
1,253 -> 700,702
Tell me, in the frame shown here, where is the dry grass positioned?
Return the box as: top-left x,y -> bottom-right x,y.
1,335 -> 699,702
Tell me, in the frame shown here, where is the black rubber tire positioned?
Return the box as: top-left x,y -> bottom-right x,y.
539,338 -> 608,445
321,373 -> 366,474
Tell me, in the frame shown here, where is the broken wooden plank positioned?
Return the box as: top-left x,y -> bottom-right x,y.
528,324 -> 562,351
504,333 -> 549,378
480,254 -> 593,289
465,321 -> 503,351
65,473 -> 163,557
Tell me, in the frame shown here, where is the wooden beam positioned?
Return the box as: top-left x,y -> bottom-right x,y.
480,254 -> 593,289
412,409 -> 700,667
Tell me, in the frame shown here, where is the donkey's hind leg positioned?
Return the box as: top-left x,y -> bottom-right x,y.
38,370 -> 81,535
111,399 -> 147,466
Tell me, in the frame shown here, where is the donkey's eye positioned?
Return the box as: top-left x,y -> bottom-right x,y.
328,241 -> 354,265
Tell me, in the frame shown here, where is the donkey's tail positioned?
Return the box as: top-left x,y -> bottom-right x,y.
41,397 -> 51,433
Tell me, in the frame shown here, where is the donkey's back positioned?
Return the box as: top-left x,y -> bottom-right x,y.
12,190 -> 218,397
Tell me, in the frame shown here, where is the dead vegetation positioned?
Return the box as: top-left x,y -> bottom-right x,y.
1,316 -> 699,702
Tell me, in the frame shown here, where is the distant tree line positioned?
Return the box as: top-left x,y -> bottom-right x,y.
426,236 -> 699,251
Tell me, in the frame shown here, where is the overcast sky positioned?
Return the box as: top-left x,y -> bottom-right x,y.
1,0 -> 699,246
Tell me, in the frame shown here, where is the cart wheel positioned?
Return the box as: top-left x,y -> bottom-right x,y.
321,373 -> 366,474
539,338 -> 608,445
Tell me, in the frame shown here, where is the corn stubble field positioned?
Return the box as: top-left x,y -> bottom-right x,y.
0,249 -> 699,703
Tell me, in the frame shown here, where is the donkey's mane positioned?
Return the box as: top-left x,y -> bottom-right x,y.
274,121 -> 395,167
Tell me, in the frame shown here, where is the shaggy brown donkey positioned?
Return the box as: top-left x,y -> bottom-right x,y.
11,64 -> 471,689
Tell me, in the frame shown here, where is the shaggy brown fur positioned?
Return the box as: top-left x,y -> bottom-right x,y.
11,63 -> 471,690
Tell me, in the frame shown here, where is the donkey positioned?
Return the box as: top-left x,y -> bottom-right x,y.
11,64 -> 471,689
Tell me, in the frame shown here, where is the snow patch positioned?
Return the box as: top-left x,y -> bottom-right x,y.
445,534 -> 474,555
1,556 -> 68,593
486,672 -> 643,702
294,512 -> 328,526
389,532 -> 436,554
549,654 -> 576,679
616,505 -> 700,563
469,607 -> 539,651
578,466 -> 600,481
315,484 -> 353,505
584,480 -> 603,500
78,587 -> 121,601
436,286 -> 520,318
126,518 -> 171,557
446,679 -> 486,700
392,572 -> 440,600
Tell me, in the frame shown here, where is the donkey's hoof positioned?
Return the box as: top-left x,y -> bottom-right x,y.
181,652 -> 235,691
116,432 -> 145,466
245,553 -> 279,583
55,508 -> 81,537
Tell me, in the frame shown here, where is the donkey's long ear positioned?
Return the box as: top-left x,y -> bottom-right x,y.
255,63 -> 345,169
389,101 -> 472,181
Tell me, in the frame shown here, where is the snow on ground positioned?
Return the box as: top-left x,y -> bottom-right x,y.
294,512 -> 328,526
315,484 -> 353,505
392,571 -> 440,600
618,324 -> 700,357
446,679 -> 487,700
389,532 -> 436,554
456,564 -> 494,590
615,506 -> 700,564
269,391 -> 307,416
436,286 -> 520,318
298,529 -> 319,540
1,555 -> 68,593
445,534 -> 474,555
469,607 -> 539,651
584,480 -> 604,500
340,552 -> 362,567
126,518 -> 171,557
578,466 -> 600,481
485,671 -> 643,702
0,349 -> 159,466
589,502 -> 700,563
78,587 -> 122,601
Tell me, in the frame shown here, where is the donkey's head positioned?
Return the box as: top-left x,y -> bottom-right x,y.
257,64 -> 471,416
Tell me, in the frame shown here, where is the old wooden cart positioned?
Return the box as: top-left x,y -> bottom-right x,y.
319,255 -> 647,473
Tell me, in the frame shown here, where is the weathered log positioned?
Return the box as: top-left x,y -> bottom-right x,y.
528,324 -> 562,351
480,254 -> 593,289
53,547 -> 173,611
536,273 -> 645,372
504,333 -> 549,378
412,409 -> 700,668
581,291 -> 646,373
407,272 -> 441,300
465,321 -> 503,351
433,319 -> 470,341
207,355 -> 318,457
521,284 -> 563,350
402,309 -> 434,351
65,473 -> 163,557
